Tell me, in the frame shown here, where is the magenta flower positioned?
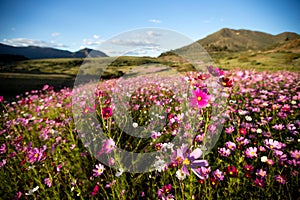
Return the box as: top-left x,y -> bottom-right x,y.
102,107 -> 113,119
27,145 -> 47,164
245,147 -> 258,158
157,184 -> 172,199
244,163 -> 254,172
254,178 -> 265,187
190,88 -> 211,109
0,143 -> 7,154
91,184 -> 99,196
93,164 -> 105,177
225,141 -> 236,151
274,175 -> 286,184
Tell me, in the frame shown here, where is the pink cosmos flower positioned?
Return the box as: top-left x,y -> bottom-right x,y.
290,150 -> 300,160
190,88 -> 211,109
218,147 -> 230,157
93,164 -> 105,177
27,145 -> 47,164
97,138 -> 116,156
44,178 -> 52,187
245,147 -> 258,158
213,169 -> 224,181
225,141 -> 236,151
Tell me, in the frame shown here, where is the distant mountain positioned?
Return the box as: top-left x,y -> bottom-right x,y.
197,28 -> 300,52
0,43 -> 108,59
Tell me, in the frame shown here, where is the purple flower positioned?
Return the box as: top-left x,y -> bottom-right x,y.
218,147 -> 231,157
192,166 -> 211,180
0,143 -> 7,154
274,175 -> 286,184
172,144 -> 208,176
213,169 -> 224,181
245,147 -> 258,158
27,145 -> 47,164
225,141 -> 236,151
93,164 -> 105,177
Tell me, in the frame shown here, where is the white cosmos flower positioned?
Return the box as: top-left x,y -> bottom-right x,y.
261,156 -> 268,162
176,169 -> 187,180
132,122 -> 138,128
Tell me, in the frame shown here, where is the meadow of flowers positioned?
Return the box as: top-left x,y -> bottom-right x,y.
0,66 -> 299,199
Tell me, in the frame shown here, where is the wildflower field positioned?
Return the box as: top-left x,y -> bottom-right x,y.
0,67 -> 299,199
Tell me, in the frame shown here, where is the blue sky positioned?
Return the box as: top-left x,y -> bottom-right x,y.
0,0 -> 299,52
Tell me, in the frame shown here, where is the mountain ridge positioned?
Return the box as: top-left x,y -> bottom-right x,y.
0,43 -> 108,60
197,28 -> 300,52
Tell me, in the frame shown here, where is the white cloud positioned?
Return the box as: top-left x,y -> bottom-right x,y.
2,38 -> 68,48
51,32 -> 60,37
147,31 -> 162,37
148,19 -> 162,24
110,38 -> 159,47
93,34 -> 100,39
82,38 -> 103,46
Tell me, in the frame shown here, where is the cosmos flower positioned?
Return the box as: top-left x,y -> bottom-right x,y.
93,164 -> 105,177
274,175 -> 286,184
44,178 -> 52,187
172,144 -> 208,176
207,66 -> 224,77
254,178 -> 265,187
290,150 -> 300,160
256,169 -> 267,178
213,169 -> 224,181
190,88 -> 211,109
102,107 -> 113,119
225,126 -> 234,134
225,141 -> 236,151
225,166 -> 238,177
219,77 -> 233,87
245,147 -> 258,158
218,147 -> 231,157
27,145 -> 47,164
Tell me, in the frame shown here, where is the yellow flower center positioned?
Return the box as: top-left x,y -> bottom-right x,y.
182,158 -> 190,165
251,151 -> 255,156
98,168 -> 103,173
197,96 -> 202,101
34,153 -> 39,158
